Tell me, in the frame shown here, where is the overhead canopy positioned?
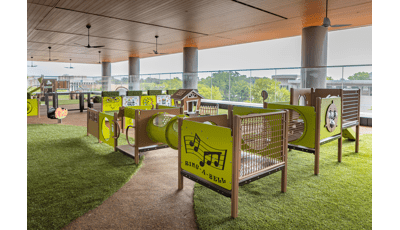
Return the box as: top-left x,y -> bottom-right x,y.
27,0 -> 372,64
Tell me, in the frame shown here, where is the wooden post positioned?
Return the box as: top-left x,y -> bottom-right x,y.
37,98 -> 40,118
314,97 -> 321,175
180,107 -> 184,115
338,89 -> 343,162
87,109 -> 90,136
156,103 -> 159,109
113,112 -> 118,152
290,88 -> 294,105
231,115 -> 241,218
178,118 -> 184,190
355,89 -> 361,153
79,93 -> 84,112
134,109 -> 140,165
87,93 -> 90,108
228,105 -> 234,129
281,110 -> 289,192
101,97 -> 103,112
52,92 -> 57,109
45,93 -> 49,112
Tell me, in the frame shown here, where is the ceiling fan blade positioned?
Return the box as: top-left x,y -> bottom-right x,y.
158,53 -> 168,54
51,59 -> 59,61
330,24 -> 352,28
89,45 -> 105,48
74,43 -> 83,46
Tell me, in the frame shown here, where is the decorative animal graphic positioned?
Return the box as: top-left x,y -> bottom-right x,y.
325,101 -> 338,132
55,108 -> 68,119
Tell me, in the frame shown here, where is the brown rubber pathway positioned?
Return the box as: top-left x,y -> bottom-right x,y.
28,106 -> 372,229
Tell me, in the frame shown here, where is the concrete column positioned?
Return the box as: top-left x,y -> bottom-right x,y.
128,57 -> 140,90
183,47 -> 198,89
102,62 -> 111,91
301,26 -> 328,88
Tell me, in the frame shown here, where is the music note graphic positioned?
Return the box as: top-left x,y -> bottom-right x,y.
189,134 -> 201,152
200,152 -> 222,167
184,133 -> 228,170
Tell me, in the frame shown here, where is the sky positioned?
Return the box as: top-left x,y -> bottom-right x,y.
27,26 -> 372,80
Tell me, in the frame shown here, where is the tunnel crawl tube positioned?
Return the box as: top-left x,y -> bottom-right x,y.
146,113 -> 187,150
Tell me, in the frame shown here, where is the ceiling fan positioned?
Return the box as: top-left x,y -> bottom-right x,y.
75,24 -> 105,48
65,59 -> 74,69
46,47 -> 58,61
28,56 -> 37,67
321,0 -> 351,28
98,51 -> 101,63
148,36 -> 168,55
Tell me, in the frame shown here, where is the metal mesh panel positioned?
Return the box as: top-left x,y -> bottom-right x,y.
287,109 -> 305,142
239,113 -> 285,179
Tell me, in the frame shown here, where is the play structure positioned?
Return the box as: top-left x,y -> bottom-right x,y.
86,103 -> 289,218
264,88 -> 361,175
27,98 -> 40,117
99,90 -> 178,112
171,89 -> 204,115
178,106 -> 289,218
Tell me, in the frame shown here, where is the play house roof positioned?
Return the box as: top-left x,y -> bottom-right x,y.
171,89 -> 204,100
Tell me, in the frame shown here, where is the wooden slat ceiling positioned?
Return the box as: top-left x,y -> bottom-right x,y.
27,0 -> 372,64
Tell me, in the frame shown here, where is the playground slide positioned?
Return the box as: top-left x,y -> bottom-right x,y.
342,128 -> 356,141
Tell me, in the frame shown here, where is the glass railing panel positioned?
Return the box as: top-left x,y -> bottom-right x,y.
342,66 -> 372,116
249,69 -> 278,103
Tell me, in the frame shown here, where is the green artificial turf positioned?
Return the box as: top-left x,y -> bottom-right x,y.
40,99 -> 80,106
27,124 -> 142,230
193,134 -> 372,230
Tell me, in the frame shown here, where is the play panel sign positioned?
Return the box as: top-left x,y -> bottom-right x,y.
181,120 -> 232,190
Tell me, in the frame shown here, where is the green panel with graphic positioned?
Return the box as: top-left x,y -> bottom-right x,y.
181,120 -> 232,190
103,97 -> 122,111
141,95 -> 156,107
99,112 -> 115,148
124,106 -> 152,119
320,97 -> 342,140
125,117 -> 134,130
27,99 -> 38,116
267,103 -> 316,148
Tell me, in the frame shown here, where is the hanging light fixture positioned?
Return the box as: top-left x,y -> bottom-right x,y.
65,59 -> 74,69
98,51 -> 101,63
27,56 -> 37,67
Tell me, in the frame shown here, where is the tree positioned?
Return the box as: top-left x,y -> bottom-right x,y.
198,84 -> 223,100
250,78 -> 290,103
326,76 -> 333,80
198,71 -> 249,100
230,80 -> 250,102
348,72 -> 370,80
162,78 -> 182,90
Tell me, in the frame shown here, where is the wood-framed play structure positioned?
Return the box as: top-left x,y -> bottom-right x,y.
86,103 -> 289,218
99,90 -> 178,112
265,88 -> 361,175
178,106 -> 289,218
171,89 -> 204,115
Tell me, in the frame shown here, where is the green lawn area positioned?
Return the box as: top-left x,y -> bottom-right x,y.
194,134 -> 372,229
40,99 -> 80,105
27,124 -> 142,230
